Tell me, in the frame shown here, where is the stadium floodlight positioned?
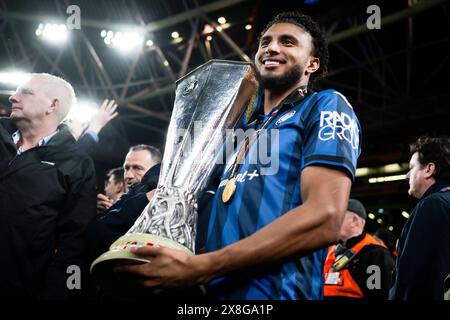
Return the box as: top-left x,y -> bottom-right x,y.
0,71 -> 30,87
67,99 -> 98,124
217,17 -> 226,24
202,24 -> 214,35
169,31 -> 182,44
368,174 -> 405,184
35,23 -> 68,44
102,29 -> 143,53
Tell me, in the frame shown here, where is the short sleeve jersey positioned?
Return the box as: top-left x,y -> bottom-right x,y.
205,89 -> 362,300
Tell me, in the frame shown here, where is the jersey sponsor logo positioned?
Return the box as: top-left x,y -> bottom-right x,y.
219,169 -> 260,188
275,110 -> 296,126
318,111 -> 359,149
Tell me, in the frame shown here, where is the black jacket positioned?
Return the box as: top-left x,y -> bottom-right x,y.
0,118 -> 97,299
390,182 -> 450,300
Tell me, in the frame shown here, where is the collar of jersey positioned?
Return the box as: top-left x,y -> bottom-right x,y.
249,86 -> 311,128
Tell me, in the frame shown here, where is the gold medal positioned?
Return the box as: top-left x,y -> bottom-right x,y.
222,177 -> 236,203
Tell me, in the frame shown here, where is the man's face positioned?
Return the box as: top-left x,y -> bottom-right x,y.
339,211 -> 357,241
104,175 -> 120,199
406,152 -> 430,199
254,22 -> 316,91
9,77 -> 53,123
123,150 -> 154,189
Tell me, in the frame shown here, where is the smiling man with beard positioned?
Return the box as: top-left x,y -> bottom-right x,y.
116,12 -> 362,300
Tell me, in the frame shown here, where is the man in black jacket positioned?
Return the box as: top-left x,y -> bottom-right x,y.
390,136 -> 450,300
0,73 -> 96,299
95,144 -> 161,214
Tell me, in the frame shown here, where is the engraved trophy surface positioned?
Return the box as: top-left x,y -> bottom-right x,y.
90,60 -> 258,293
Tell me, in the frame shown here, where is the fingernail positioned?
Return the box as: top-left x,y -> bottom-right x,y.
130,245 -> 142,252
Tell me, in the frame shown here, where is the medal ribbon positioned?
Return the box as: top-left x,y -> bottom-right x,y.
226,86 -> 308,181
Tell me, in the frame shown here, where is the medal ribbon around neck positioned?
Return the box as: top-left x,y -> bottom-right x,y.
222,86 -> 308,203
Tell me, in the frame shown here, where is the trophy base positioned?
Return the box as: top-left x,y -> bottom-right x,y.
90,233 -> 193,297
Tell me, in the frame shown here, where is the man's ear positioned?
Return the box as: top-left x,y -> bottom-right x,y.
351,214 -> 359,225
424,162 -> 436,179
116,182 -> 125,194
46,98 -> 58,115
305,56 -> 320,75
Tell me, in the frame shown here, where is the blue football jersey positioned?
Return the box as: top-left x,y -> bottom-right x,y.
205,89 -> 362,300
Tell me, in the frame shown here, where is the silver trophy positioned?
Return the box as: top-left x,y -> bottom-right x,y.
91,60 -> 258,292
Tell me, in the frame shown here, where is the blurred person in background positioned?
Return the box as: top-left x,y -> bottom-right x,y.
87,145 -> 161,263
67,99 -> 118,154
0,73 -> 96,299
103,167 -> 126,204
373,228 -> 397,259
390,136 -> 450,300
95,144 -> 161,213
324,199 -> 395,300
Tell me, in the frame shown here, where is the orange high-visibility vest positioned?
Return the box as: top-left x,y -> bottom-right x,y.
324,233 -> 386,299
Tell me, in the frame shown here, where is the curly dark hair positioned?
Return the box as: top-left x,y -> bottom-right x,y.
410,136 -> 450,182
259,11 -> 329,87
